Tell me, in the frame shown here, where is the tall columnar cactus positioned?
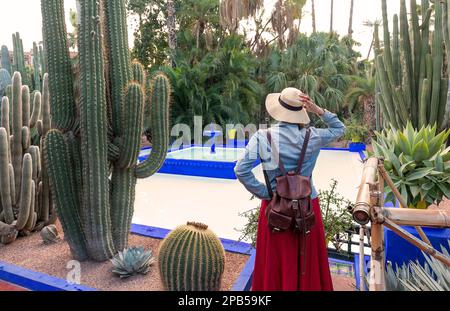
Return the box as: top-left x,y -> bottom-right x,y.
0,72 -> 53,245
32,42 -> 41,92
375,0 -> 449,130
38,45 -> 46,76
1,45 -> 12,74
41,0 -> 171,261
158,222 -> 226,291
0,69 -> 11,97
12,32 -> 28,86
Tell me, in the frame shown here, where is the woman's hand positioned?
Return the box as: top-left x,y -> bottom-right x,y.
299,94 -> 325,116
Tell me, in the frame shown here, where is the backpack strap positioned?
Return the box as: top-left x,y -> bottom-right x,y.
295,128 -> 311,175
266,130 -> 287,176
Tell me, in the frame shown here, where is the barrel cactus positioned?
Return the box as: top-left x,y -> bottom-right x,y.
375,0 -> 449,130
158,222 -> 226,291
0,72 -> 54,244
40,224 -> 60,244
1,46 -> 11,74
41,0 -> 170,261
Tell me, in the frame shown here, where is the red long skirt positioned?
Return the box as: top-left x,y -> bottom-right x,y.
251,198 -> 334,291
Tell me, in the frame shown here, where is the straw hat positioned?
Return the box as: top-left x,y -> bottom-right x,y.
265,87 -> 311,124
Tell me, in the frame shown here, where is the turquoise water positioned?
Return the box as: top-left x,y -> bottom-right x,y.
139,147 -> 246,162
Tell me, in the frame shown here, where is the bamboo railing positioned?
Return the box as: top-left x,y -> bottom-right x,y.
352,157 -> 450,291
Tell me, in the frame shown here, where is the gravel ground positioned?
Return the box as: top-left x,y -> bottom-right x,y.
0,222 -> 248,291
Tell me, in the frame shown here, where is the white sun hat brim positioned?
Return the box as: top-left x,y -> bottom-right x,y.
265,93 -> 311,124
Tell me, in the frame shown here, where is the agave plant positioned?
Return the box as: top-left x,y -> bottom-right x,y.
370,123 -> 450,208
111,247 -> 156,279
385,242 -> 450,291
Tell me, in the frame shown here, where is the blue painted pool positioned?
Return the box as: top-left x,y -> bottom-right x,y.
138,146 -> 259,180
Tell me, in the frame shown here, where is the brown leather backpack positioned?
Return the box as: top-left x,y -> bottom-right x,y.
261,128 -> 316,276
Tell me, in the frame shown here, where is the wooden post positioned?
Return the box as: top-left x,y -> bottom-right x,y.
368,171 -> 386,291
354,157 -> 379,225
359,225 -> 365,291
378,164 -> 432,245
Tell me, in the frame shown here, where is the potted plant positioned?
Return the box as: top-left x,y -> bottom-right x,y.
370,123 -> 450,266
344,117 -> 369,152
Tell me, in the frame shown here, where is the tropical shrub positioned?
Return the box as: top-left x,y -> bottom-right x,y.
168,34 -> 264,127
344,117 -> 370,143
319,179 -> 354,252
264,32 -> 360,114
371,123 -> 450,208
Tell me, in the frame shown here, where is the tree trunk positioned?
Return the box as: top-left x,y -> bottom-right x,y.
364,96 -> 376,134
348,0 -> 354,38
330,0 -> 334,33
167,0 -> 177,68
312,0 -> 316,33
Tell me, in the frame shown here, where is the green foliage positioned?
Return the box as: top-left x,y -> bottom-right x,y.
385,242 -> 450,291
344,117 -> 370,142
318,179 -> 354,252
111,247 -> 156,279
345,74 -> 375,113
169,34 -> 263,127
158,222 -> 225,291
370,123 -> 450,208
264,32 -> 360,115
235,205 -> 260,248
127,0 -> 169,67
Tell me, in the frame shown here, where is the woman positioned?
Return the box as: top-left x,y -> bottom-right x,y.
234,87 -> 346,291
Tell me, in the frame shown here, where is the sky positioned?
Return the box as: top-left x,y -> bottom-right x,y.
0,0 -> 402,59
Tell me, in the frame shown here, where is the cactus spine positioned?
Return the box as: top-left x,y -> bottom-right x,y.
0,72 -> 53,244
42,0 -> 170,261
1,46 -> 12,75
158,222 -> 226,291
375,0 -> 449,130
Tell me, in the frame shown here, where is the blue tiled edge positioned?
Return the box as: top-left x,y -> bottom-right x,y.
0,261 -> 96,291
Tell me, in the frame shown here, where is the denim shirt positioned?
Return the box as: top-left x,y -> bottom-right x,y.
234,110 -> 346,200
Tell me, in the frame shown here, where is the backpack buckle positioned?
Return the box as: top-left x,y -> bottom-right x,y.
292,200 -> 299,210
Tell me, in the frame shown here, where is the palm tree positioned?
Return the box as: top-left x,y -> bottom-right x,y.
270,0 -> 307,49
265,32 -> 356,113
167,0 -> 177,67
348,0 -> 354,38
330,0 -> 334,33
345,75 -> 376,130
311,0 -> 317,33
219,0 -> 264,32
